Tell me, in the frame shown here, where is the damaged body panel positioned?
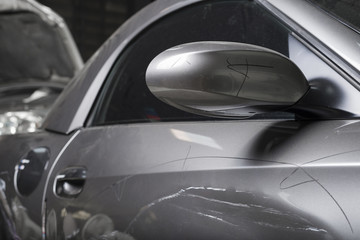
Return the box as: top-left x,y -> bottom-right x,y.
44,120 -> 360,239
0,0 -> 360,239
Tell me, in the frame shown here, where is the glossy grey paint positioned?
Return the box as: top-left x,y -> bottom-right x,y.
40,1 -> 360,238
287,35 -> 360,118
45,120 -> 360,239
0,131 -> 73,239
146,41 -> 309,118
0,0 -> 359,239
263,0 -> 360,81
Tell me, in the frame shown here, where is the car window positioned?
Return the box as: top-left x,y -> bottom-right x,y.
307,0 -> 360,33
90,0 -> 296,126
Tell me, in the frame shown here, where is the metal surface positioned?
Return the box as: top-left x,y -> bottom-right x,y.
0,0 -> 360,239
0,131 -> 73,240
146,41 -> 309,118
287,35 -> 360,118
264,0 -> 360,79
45,119 -> 360,239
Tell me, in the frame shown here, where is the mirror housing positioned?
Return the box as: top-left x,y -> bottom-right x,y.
146,41 -> 309,118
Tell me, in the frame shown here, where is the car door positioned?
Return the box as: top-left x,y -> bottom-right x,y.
0,130 -> 78,240
44,1 -> 360,240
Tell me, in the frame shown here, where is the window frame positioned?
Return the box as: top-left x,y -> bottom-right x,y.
88,0 -> 301,127
43,0 -> 360,134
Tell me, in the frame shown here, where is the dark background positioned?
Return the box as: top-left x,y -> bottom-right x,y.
38,0 -> 154,61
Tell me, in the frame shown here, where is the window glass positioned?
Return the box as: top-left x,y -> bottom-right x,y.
308,0 -> 360,33
91,0 -> 294,126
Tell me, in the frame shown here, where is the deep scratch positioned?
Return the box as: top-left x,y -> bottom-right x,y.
187,155 -> 296,167
280,149 -> 360,233
280,179 -> 317,190
125,188 -> 186,232
171,57 -> 182,68
170,204 -> 239,227
125,186 -> 247,232
226,58 -> 274,76
87,155 -> 295,203
86,148 -> 359,235
182,146 -> 192,171
112,176 -> 130,202
226,58 -> 249,97
300,167 -> 354,233
302,149 -> 360,166
280,168 -> 317,190
184,193 -> 251,208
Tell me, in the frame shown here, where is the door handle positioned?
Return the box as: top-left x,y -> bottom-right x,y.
54,167 -> 86,198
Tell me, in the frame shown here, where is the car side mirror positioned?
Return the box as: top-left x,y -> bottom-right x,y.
146,41 -> 309,118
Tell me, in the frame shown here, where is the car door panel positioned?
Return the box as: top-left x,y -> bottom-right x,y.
0,131 -> 75,240
45,120 -> 360,239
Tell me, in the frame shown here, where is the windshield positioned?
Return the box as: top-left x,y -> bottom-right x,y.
0,11 -> 76,84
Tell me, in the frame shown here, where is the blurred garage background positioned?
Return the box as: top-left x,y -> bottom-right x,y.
38,0 -> 154,60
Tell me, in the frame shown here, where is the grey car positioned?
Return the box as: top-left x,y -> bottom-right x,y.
0,0 -> 83,135
1,0 -> 360,239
